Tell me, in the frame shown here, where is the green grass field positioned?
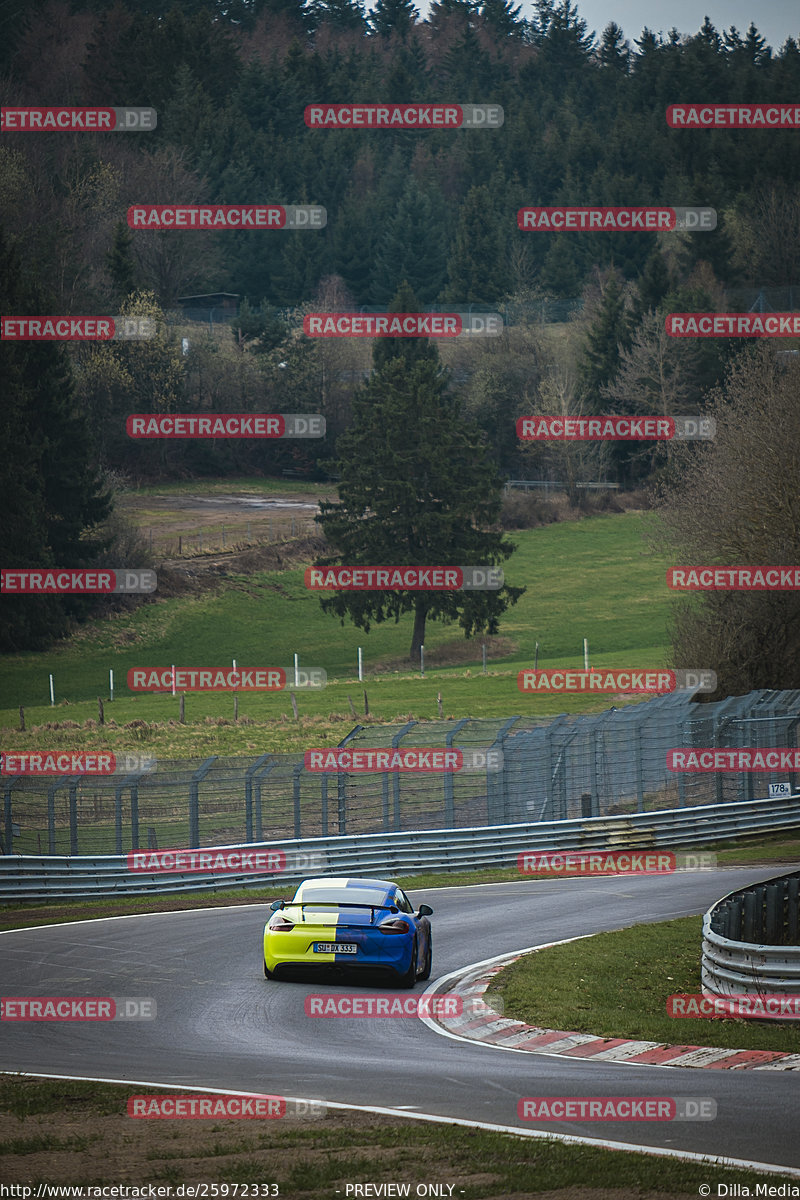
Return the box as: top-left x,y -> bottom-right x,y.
492,915 -> 800,1054
0,511 -> 674,753
2,1075 -> 794,1194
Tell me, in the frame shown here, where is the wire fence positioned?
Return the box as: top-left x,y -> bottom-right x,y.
3,689 -> 798,857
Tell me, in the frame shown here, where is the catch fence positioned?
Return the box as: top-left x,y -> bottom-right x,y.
3,688 -> 798,857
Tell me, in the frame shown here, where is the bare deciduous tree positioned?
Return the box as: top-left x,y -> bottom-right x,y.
655,344 -> 800,694
602,310 -> 704,482
723,183 -> 800,287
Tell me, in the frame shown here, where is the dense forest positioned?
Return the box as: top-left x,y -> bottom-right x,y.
3,0 -> 799,310
1,0 -> 799,661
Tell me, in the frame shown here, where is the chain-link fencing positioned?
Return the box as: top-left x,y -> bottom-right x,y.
3,689 -> 798,857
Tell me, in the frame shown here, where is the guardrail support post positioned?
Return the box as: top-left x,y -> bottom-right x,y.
115,787 -> 124,854
390,720 -> 417,832
3,779 -> 19,855
381,775 -> 390,831
337,772 -> 347,835
189,757 -> 217,848
321,775 -> 329,837
333,725 -> 365,837
292,763 -> 303,839
743,889 -> 758,942
69,783 -> 79,855
114,771 -> 149,854
765,884 -> 781,943
488,716 -> 521,825
444,719 -> 469,827
245,755 -> 271,843
130,786 -> 140,850
635,727 -> 645,812
47,783 -> 57,853
253,760 -> 278,842
788,878 -> 799,943
392,772 -> 402,831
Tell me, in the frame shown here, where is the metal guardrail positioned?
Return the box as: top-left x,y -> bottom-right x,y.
2,793 -> 799,903
702,869 -> 800,1000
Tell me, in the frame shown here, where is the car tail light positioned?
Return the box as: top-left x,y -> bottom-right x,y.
269,917 -> 295,932
378,918 -> 411,935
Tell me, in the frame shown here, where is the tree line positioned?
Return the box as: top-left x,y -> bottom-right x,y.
1,0 -> 798,689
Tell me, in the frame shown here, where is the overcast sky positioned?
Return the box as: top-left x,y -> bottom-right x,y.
413,0 -> 799,51
568,0 -> 799,50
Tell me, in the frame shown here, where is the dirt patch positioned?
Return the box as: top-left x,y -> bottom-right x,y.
154,536 -> 329,596
119,489 -> 331,554
121,489 -> 331,527
120,490 -> 334,558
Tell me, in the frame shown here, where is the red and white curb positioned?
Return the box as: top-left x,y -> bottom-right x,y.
421,940 -> 800,1072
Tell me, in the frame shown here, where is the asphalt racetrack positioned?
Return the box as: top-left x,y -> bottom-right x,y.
2,868 -> 798,1172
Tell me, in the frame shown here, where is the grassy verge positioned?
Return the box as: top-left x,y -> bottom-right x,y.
0,512 -> 671,729
0,1075 -> 794,1194
492,914 -> 800,1053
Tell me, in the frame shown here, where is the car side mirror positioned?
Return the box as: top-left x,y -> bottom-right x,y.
269,900 -> 284,911
417,903 -> 433,916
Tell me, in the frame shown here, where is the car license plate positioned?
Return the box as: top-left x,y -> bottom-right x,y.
314,942 -> 357,954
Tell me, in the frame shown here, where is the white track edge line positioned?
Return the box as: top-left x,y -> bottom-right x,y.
2,1069 -> 799,1180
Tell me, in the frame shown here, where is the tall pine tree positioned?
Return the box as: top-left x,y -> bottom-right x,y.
0,228 -> 111,650
315,284 -> 524,658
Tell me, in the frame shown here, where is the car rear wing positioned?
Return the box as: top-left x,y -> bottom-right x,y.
277,900 -> 399,922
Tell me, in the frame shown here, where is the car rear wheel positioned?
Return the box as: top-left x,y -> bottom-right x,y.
418,934 -> 432,981
396,936 -> 418,989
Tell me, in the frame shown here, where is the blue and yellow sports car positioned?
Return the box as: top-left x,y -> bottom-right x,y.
263,876 -> 433,987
